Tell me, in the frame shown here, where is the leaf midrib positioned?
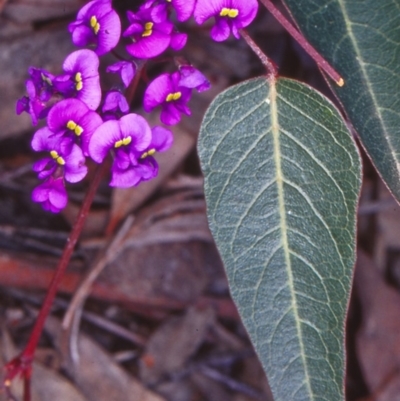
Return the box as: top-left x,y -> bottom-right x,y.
336,0 -> 400,175
269,79 -> 314,399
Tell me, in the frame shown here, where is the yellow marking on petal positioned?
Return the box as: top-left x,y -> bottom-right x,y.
220,7 -> 239,18
67,120 -> 84,136
75,72 -> 83,91
67,120 -> 77,130
142,22 -> 153,37
166,91 -> 182,102
90,16 -> 100,34
74,125 -> 83,136
114,136 -> 132,148
141,148 -> 156,159
50,150 -> 65,165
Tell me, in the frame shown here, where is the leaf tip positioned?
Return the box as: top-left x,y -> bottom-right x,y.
337,77 -> 344,87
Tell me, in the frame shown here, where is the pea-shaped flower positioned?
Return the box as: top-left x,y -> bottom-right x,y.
16,67 -> 55,125
143,72 -> 191,125
32,127 -> 88,183
89,114 -> 153,187
128,125 -> 174,185
68,0 -> 121,56
53,50 -> 101,110
32,177 -> 68,213
47,98 -> 103,156
123,3 -> 186,59
194,0 -> 258,41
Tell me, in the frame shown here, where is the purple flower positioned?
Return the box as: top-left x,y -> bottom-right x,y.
16,68 -> 55,125
89,113 -> 153,187
178,65 -> 211,92
32,177 -> 68,213
123,4 -> 177,59
69,0 -> 121,56
101,90 -> 129,120
170,31 -> 187,51
32,127 -> 87,183
143,72 -> 191,125
144,0 -> 196,22
129,125 -> 173,183
194,0 -> 258,41
169,0 -> 196,22
16,81 -> 46,125
53,50 -> 101,110
106,61 -> 136,87
27,67 -> 55,102
47,98 -> 103,156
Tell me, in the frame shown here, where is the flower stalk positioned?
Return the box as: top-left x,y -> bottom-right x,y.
3,161 -> 108,392
259,0 -> 344,86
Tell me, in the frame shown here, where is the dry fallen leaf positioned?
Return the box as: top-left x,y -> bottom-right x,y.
140,306 -> 215,386
44,317 -> 165,401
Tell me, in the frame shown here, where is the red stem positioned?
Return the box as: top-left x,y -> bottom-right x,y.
240,29 -> 278,79
4,162 -> 108,394
259,0 -> 344,86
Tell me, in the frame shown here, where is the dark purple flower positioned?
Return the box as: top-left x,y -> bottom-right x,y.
89,113 -> 153,187
47,98 -> 103,156
27,67 -> 55,102
106,61 -> 136,87
143,72 -> 191,125
32,127 -> 87,183
101,90 -> 129,120
178,65 -> 211,92
16,68 -> 55,125
32,177 -> 68,213
16,81 -> 46,125
69,0 -> 121,56
53,50 -> 101,110
123,4 -> 175,59
194,0 -> 258,41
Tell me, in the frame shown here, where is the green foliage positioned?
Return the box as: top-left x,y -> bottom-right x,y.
198,1 -> 400,399
198,77 -> 361,400
283,0 -> 400,199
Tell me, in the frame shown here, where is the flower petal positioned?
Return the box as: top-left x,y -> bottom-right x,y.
151,126 -> 174,152
96,9 -> 121,55
193,0 -> 225,24
143,73 -> 172,112
119,113 -> 152,152
89,119 -> 121,163
126,31 -> 171,59
210,18 -> 231,41
172,0 -> 196,21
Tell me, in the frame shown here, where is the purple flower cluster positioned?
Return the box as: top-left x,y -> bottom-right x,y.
17,0 -> 258,213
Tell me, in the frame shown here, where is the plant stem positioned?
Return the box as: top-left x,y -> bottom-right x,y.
259,0 -> 344,86
4,161 -> 108,397
240,29 -> 278,79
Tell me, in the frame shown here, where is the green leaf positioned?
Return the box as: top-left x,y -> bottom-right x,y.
282,0 -> 400,200
198,77 -> 361,401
